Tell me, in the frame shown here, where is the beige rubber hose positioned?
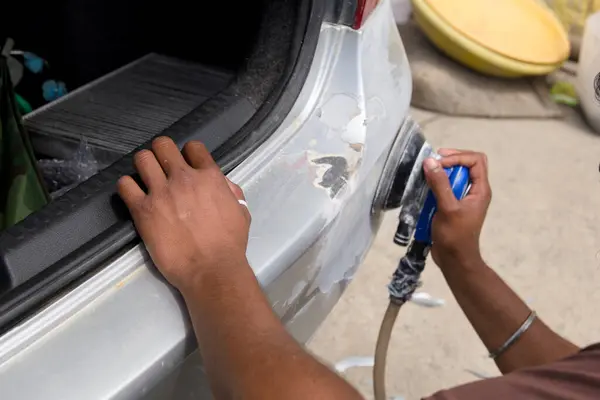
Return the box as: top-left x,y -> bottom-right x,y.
373,301 -> 402,400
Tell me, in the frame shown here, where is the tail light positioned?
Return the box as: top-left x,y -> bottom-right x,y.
353,0 -> 381,29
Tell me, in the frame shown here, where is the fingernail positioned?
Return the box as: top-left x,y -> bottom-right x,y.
424,157 -> 440,172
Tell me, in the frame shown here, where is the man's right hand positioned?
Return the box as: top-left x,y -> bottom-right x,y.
423,149 -> 492,271
117,137 -> 251,295
422,149 -> 579,377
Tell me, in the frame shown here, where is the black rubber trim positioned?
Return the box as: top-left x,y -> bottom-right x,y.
0,222 -> 137,331
0,0 -> 324,330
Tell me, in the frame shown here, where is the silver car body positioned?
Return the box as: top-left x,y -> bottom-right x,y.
0,1 -> 413,398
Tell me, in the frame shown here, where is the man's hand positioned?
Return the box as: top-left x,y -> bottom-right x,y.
117,137 -> 364,400
423,149 -> 579,375
423,149 -> 492,271
117,136 -> 250,294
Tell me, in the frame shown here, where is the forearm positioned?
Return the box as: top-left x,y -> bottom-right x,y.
441,258 -> 579,374
181,260 -> 362,400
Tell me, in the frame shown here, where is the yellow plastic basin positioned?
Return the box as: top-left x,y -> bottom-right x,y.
412,0 -> 570,77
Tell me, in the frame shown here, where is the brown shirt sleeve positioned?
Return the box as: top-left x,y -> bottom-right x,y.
425,344 -> 600,400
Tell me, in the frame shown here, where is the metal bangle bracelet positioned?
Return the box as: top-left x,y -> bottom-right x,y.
489,311 -> 538,359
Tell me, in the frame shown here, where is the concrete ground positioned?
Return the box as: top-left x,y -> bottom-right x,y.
308,108 -> 600,399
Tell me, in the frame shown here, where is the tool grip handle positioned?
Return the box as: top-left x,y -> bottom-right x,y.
413,166 -> 470,245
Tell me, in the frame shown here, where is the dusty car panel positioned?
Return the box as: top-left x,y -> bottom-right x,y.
0,1 -> 412,398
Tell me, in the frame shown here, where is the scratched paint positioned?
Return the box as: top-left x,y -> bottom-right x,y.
307,147 -> 364,199
318,94 -> 362,131
310,0 -> 410,293
230,0 -> 412,319
310,155 -> 350,198
284,280 -> 308,308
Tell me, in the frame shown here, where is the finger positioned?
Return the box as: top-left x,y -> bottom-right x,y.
134,149 -> 167,190
423,158 -> 458,212
225,177 -> 251,222
117,175 -> 145,210
438,149 -> 483,158
439,153 -> 488,179
152,136 -> 188,176
437,148 -> 470,157
182,141 -> 218,170
439,153 -> 490,196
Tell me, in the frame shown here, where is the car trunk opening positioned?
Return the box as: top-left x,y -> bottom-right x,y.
4,0 -> 272,191
0,0 -> 323,330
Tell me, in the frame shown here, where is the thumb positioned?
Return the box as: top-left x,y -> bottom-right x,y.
423,158 -> 458,212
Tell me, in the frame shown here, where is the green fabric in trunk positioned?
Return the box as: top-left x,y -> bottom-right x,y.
0,55 -> 49,229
